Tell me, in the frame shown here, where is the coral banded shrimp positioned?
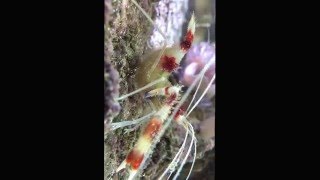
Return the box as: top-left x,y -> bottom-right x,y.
108,0 -> 216,179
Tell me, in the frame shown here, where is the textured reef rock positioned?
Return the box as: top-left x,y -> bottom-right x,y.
104,0 -> 157,179
104,58 -> 120,126
148,0 -> 189,49
104,0 -> 120,127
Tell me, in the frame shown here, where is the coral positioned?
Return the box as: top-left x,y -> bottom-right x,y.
180,42 -> 216,99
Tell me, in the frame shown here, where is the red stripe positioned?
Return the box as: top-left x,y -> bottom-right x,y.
165,87 -> 169,95
126,150 -> 144,170
180,30 -> 194,51
165,93 -> 177,105
160,55 -> 178,72
143,118 -> 162,140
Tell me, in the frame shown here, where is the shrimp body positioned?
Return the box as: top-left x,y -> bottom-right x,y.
116,86 -> 181,180
135,13 -> 196,90
115,2 -> 196,179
